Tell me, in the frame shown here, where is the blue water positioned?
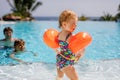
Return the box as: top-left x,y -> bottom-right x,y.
0,21 -> 120,65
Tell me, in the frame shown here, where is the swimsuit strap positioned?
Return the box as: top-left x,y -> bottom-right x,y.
58,32 -> 71,42
65,33 -> 72,41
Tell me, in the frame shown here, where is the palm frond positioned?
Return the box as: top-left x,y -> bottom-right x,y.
118,4 -> 120,11
31,2 -> 42,12
7,0 -> 15,10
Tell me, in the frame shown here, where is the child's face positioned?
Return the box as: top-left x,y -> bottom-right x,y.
64,18 -> 77,32
14,44 -> 25,51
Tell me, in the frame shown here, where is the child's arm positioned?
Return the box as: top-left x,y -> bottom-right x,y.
53,48 -> 60,54
29,51 -> 38,56
24,50 -> 38,56
75,49 -> 85,62
9,53 -> 25,63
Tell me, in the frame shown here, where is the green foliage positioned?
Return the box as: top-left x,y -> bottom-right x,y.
100,13 -> 114,21
12,12 -> 22,16
7,0 -> 42,18
78,15 -> 87,21
115,4 -> 120,19
116,13 -> 120,19
114,4 -> 120,21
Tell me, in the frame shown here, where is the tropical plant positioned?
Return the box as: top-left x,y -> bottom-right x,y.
116,13 -> 120,19
7,0 -> 42,18
118,4 -> 120,11
78,15 -> 88,21
100,13 -> 115,21
116,4 -> 120,19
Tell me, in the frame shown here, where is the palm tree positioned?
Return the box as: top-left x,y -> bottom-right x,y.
7,0 -> 42,18
115,4 -> 120,22
118,4 -> 120,11
100,13 -> 115,21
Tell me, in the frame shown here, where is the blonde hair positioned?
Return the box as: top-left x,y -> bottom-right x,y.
58,10 -> 78,28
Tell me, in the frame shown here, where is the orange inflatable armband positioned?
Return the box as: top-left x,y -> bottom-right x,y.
69,32 -> 92,54
43,29 -> 59,48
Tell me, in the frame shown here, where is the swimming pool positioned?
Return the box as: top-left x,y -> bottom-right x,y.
0,21 -> 120,65
0,21 -> 120,80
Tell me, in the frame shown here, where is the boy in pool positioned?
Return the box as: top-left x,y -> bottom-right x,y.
55,10 -> 85,80
9,39 -> 26,63
0,27 -> 17,49
10,39 -> 38,63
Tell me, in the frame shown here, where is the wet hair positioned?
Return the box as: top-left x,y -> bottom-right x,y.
14,39 -> 25,47
58,10 -> 78,28
14,39 -> 25,51
3,27 -> 13,34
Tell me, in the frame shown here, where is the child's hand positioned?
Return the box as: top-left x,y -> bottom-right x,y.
18,59 -> 25,63
75,54 -> 82,62
18,60 -> 31,65
75,49 -> 85,62
77,49 -> 85,57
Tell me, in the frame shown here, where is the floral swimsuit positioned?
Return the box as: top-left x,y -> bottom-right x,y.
56,34 -> 76,69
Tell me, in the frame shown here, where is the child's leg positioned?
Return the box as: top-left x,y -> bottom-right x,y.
56,68 -> 64,80
62,66 -> 79,80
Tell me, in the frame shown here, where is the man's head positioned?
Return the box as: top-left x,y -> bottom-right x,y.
3,27 -> 13,39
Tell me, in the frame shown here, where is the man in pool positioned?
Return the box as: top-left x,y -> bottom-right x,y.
0,27 -> 17,49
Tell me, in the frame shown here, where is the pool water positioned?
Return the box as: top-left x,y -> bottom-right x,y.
0,21 -> 120,65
